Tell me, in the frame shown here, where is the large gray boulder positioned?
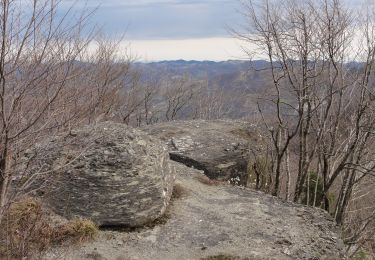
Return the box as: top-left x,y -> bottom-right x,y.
142,120 -> 264,186
21,122 -> 175,227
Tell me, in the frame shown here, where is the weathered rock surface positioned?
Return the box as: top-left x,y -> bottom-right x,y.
46,162 -> 345,260
142,120 -> 264,186
22,122 -> 175,227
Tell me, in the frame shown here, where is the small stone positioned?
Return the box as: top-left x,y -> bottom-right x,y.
283,248 -> 291,256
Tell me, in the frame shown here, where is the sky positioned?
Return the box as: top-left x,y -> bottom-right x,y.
62,0 -> 247,61
61,0 -> 361,61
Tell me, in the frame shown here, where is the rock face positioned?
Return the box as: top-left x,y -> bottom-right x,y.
22,122 -> 175,227
142,120 -> 264,186
46,162 -> 345,260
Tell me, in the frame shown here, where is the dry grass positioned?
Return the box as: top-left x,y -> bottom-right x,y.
54,218 -> 98,244
230,128 -> 256,141
0,198 -> 53,258
195,174 -> 223,186
0,198 -> 98,259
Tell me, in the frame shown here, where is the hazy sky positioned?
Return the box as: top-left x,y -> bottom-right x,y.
63,0 -> 360,61
63,0 -> 246,61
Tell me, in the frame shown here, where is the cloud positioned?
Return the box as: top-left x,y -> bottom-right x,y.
61,1 -> 247,61
61,0 -> 242,40
122,37 -> 248,61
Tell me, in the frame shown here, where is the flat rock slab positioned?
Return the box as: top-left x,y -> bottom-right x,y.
46,162 -> 345,260
142,120 -> 264,185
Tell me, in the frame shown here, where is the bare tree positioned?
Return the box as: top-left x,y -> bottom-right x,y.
238,0 -> 375,254
192,80 -> 236,120
141,79 -> 161,125
0,0 -> 133,224
163,76 -> 197,121
120,71 -> 147,126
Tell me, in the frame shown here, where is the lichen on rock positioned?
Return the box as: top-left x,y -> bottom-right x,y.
19,122 -> 175,228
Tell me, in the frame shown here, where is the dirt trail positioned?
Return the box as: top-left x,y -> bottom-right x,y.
45,162 -> 345,260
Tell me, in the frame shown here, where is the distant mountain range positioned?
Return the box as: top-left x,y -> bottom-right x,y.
134,59 -> 365,90
134,60 -> 274,97
132,60 -> 274,119
135,59 -> 364,77
134,59 -> 270,80
132,59 -> 366,119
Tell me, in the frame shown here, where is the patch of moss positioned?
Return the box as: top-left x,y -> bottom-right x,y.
354,250 -> 371,260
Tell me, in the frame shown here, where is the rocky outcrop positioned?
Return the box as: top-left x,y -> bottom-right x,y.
46,162 -> 345,260
142,120 -> 264,186
21,122 -> 175,227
